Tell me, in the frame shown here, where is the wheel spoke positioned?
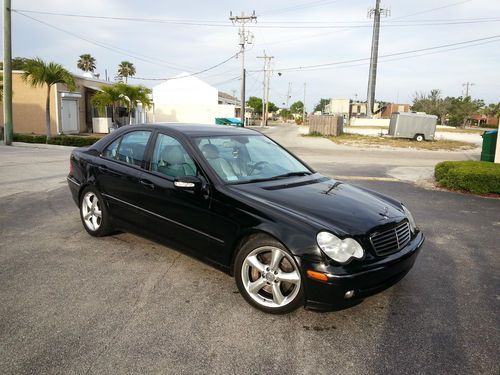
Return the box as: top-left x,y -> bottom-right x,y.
84,195 -> 93,210
270,248 -> 284,270
94,209 -> 102,218
277,270 -> 300,284
84,212 -> 92,220
271,282 -> 285,305
245,255 -> 266,273
247,278 -> 266,294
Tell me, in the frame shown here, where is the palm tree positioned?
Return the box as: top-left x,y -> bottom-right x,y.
117,61 -> 136,83
91,85 -> 122,125
117,83 -> 152,124
77,54 -> 96,73
22,58 -> 76,140
91,83 -> 151,126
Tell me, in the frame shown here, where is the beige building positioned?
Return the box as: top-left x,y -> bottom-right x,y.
0,71 -> 113,135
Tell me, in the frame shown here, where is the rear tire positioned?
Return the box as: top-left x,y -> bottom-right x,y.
235,234 -> 304,314
79,186 -> 113,237
415,134 -> 425,142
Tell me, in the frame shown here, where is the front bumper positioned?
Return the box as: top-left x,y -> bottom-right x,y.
299,232 -> 424,311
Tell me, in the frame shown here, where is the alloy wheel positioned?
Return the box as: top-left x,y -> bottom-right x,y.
241,246 -> 301,309
81,192 -> 102,231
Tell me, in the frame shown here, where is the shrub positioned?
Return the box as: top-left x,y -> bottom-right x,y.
434,161 -> 500,194
14,133 -> 100,147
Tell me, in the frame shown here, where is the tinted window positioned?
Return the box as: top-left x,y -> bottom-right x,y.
104,131 -> 151,167
151,134 -> 196,178
103,138 -> 120,159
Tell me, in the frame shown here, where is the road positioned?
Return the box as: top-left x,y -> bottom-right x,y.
0,130 -> 499,375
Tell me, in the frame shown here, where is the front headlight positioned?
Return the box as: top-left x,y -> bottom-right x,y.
316,232 -> 364,263
402,205 -> 417,233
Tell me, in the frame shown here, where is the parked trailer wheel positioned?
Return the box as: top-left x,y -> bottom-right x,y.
415,134 -> 425,142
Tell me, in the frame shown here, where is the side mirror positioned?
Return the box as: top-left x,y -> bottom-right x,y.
173,176 -> 202,192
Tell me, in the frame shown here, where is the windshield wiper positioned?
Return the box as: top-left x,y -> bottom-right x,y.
271,171 -> 313,179
232,171 -> 313,185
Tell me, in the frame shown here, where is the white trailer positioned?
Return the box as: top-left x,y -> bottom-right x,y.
389,112 -> 437,141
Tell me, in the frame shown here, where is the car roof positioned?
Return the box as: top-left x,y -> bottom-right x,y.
132,123 -> 261,137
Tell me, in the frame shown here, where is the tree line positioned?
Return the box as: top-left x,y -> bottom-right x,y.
246,96 -> 304,121
311,92 -> 499,127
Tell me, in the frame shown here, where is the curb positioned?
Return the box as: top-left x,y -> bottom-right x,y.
11,142 -> 76,150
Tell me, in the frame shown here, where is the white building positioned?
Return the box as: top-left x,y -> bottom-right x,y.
152,73 -> 235,124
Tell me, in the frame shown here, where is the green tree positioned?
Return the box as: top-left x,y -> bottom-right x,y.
117,83 -> 152,124
22,58 -> 76,140
313,98 -> 330,113
290,100 -> 304,115
268,102 -> 278,113
482,103 -> 500,118
117,61 -> 136,83
447,96 -> 484,127
279,108 -> 293,120
77,54 -> 96,73
246,96 -> 263,116
0,57 -> 28,70
411,89 -> 450,124
92,82 -> 151,126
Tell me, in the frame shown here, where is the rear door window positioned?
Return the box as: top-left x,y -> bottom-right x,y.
103,131 -> 151,167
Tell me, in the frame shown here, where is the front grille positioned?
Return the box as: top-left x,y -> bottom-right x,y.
370,221 -> 411,256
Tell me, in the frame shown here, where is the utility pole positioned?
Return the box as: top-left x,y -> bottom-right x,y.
366,0 -> 390,118
257,52 -> 274,126
462,82 -> 475,97
286,82 -> 292,107
3,0 -> 13,145
302,82 -> 306,124
229,11 -> 257,126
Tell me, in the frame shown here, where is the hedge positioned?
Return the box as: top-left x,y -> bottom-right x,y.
434,161 -> 500,194
14,133 -> 100,147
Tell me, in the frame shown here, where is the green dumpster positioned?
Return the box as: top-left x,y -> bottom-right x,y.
215,117 -> 244,127
480,130 -> 497,162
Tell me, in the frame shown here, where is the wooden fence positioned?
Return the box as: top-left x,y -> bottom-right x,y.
309,115 -> 344,136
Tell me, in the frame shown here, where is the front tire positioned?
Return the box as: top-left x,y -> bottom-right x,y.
235,235 -> 304,314
79,186 -> 113,237
415,134 -> 425,142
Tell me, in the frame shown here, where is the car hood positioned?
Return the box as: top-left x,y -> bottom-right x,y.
229,175 -> 405,235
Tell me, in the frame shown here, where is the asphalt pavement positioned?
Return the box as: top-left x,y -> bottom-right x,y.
0,128 -> 498,375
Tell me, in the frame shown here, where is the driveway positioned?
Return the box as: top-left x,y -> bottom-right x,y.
0,134 -> 498,375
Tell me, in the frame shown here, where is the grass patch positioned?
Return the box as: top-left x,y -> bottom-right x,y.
14,133 -> 100,147
304,133 -> 476,151
435,161 -> 500,194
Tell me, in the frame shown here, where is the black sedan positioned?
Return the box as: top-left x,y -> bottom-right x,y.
67,123 -> 424,314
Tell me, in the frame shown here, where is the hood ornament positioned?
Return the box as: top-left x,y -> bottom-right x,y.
379,206 -> 389,220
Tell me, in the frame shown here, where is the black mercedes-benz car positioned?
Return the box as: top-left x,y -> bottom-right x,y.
67,123 -> 424,314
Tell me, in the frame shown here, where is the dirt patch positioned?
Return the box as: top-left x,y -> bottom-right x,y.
305,133 -> 476,151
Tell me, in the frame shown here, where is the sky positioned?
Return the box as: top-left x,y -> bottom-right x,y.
2,0 -> 500,110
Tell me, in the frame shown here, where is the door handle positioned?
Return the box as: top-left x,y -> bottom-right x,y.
140,179 -> 155,189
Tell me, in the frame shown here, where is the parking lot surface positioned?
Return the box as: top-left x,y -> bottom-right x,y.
0,128 -> 498,375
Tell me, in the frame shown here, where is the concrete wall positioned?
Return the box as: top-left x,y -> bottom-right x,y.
0,72 -> 58,134
349,118 -> 390,127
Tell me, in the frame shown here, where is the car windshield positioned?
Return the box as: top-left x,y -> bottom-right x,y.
193,134 -> 312,184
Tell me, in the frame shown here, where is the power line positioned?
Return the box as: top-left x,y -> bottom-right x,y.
12,9 -> 500,29
130,54 -> 239,81
257,38 -> 500,74
13,10 -> 192,72
259,35 -> 500,72
14,9 -> 239,80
